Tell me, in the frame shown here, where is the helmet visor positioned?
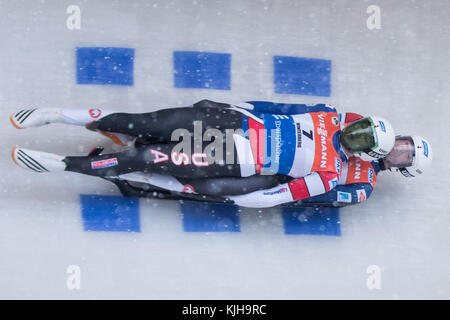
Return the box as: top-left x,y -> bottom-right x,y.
385,136 -> 415,168
341,118 -> 378,153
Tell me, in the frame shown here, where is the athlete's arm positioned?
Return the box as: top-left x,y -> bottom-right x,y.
107,178 -> 149,198
192,99 -> 231,109
227,171 -> 338,208
192,99 -> 338,115
300,182 -> 374,206
238,101 -> 337,115
177,174 -> 293,196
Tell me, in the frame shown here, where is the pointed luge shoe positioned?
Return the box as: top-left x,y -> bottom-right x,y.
10,108 -> 62,129
11,146 -> 66,173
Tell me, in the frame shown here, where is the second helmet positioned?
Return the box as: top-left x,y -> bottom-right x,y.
340,116 -> 395,161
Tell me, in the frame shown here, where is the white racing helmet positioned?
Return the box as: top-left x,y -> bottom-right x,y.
341,116 -> 395,161
385,135 -> 433,177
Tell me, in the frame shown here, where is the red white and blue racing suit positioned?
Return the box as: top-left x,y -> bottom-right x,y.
96,101 -> 379,207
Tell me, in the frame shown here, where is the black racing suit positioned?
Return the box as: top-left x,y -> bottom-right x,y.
63,100 -> 294,200
64,100 -> 245,179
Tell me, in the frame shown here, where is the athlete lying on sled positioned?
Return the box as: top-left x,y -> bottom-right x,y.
102,134 -> 432,208
10,99 -> 430,208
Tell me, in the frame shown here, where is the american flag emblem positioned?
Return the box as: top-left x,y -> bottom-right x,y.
91,158 -> 118,169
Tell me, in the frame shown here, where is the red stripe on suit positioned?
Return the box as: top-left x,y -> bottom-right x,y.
288,178 -> 310,200
247,118 -> 265,174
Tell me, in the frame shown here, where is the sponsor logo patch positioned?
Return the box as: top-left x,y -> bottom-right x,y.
91,157 -> 118,169
356,189 -> 367,202
335,157 -> 341,174
332,116 -> 339,127
379,120 -> 386,132
422,140 -> 429,157
296,122 -> 302,148
182,184 -> 195,193
263,187 -> 288,196
399,167 -> 414,177
337,191 -> 352,203
367,150 -> 384,159
89,108 -> 102,119
354,158 -> 361,179
328,177 -> 338,190
368,168 -> 374,184
317,113 -> 328,169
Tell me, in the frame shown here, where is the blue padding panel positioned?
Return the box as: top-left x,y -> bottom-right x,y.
181,201 -> 240,232
282,206 -> 340,236
76,47 -> 134,85
80,194 -> 140,232
273,56 -> 331,96
173,51 -> 231,90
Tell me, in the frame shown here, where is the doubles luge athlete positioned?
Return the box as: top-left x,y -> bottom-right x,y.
103,133 -> 432,208
10,100 -> 398,208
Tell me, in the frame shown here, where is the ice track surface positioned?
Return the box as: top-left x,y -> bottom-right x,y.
1,0 -> 449,299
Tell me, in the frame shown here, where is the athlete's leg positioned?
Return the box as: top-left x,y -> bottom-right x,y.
10,108 -> 135,146
11,104 -> 243,146
177,174 -> 293,196
63,142 -> 242,179
10,108 -> 118,128
59,109 -> 136,146
86,106 -> 242,142
10,100 -> 233,129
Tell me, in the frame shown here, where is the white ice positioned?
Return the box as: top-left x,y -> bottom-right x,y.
0,0 -> 449,299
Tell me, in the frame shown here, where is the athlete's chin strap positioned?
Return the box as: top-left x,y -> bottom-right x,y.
378,159 -> 386,171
